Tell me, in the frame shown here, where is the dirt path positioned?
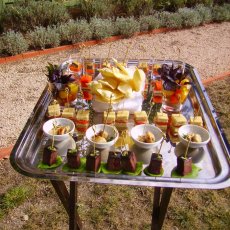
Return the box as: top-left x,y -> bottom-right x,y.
0,22 -> 230,148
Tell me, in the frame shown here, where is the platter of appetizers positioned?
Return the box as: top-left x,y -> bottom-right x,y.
10,58 -> 230,189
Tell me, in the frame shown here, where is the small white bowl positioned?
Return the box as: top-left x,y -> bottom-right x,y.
178,124 -> 210,148
86,124 -> 119,149
43,118 -> 75,142
131,124 -> 163,149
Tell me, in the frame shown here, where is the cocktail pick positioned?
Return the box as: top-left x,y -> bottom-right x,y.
102,94 -> 113,134
157,133 -> 166,158
92,125 -> 97,154
51,120 -> 57,149
65,87 -> 70,108
121,130 -> 128,152
143,100 -> 154,135
184,139 -> 191,159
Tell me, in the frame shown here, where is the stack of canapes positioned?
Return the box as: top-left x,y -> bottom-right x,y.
86,149 -> 101,172
84,60 -> 95,76
115,110 -> 129,132
154,112 -> 169,133
147,153 -> 163,175
75,110 -> 90,134
62,107 -> 76,119
189,116 -> 203,127
134,111 -> 148,125
169,114 -> 187,141
67,148 -> 81,169
80,75 -> 93,100
43,146 -> 58,166
106,150 -> 137,173
152,79 -> 163,104
103,111 -> 115,125
47,104 -> 61,118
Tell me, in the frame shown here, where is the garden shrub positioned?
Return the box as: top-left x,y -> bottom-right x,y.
57,19 -> 92,44
115,17 -> 140,38
158,11 -> 183,28
186,0 -> 214,7
195,4 -> 212,24
0,31 -> 28,56
139,15 -> 161,31
153,0 -> 187,12
2,0 -> 70,33
0,38 -> 4,55
90,18 -> 115,40
116,0 -> 153,17
27,26 -> 60,50
212,4 -> 230,22
178,7 -> 203,27
78,0 -> 116,21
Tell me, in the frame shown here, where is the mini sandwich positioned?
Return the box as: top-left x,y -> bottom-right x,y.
170,114 -> 187,137
154,112 -> 168,132
103,111 -> 115,125
47,104 -> 61,117
75,110 -> 90,134
152,80 -> 163,104
189,116 -> 203,126
62,107 -> 75,118
134,111 -> 148,125
115,110 -> 129,131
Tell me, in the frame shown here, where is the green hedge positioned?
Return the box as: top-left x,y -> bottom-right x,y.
0,3 -> 230,56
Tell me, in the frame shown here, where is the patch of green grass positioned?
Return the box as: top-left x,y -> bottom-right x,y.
0,185 -> 31,219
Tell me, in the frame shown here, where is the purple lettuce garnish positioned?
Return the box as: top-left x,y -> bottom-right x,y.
46,62 -> 74,84
158,63 -> 190,91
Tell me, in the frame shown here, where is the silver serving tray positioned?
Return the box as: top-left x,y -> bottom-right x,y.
10,59 -> 230,189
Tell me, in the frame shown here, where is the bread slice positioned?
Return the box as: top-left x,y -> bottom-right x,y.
76,110 -> 90,121
62,107 -> 75,118
116,110 -> 129,122
171,114 -> 187,127
103,111 -> 115,124
189,116 -> 203,126
48,104 -> 61,117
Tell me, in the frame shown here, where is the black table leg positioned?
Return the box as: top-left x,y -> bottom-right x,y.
69,181 -> 82,230
51,180 -> 69,214
50,180 -> 82,230
152,187 -> 161,230
151,187 -> 173,230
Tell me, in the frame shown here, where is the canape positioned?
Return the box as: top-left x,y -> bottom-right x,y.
86,150 -> 101,172
42,146 -> 57,166
67,149 -> 81,169
121,150 -> 137,172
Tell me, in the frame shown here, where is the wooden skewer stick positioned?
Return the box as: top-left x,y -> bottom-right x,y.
184,139 -> 191,159
143,101 -> 154,135
92,125 -> 97,154
102,94 -> 113,135
157,136 -> 165,157
121,131 -> 128,151
51,120 -> 58,149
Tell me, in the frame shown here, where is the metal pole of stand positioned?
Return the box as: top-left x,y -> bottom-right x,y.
151,187 -> 173,230
69,181 -> 82,230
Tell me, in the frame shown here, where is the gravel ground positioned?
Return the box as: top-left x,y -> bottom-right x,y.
0,22 -> 230,148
